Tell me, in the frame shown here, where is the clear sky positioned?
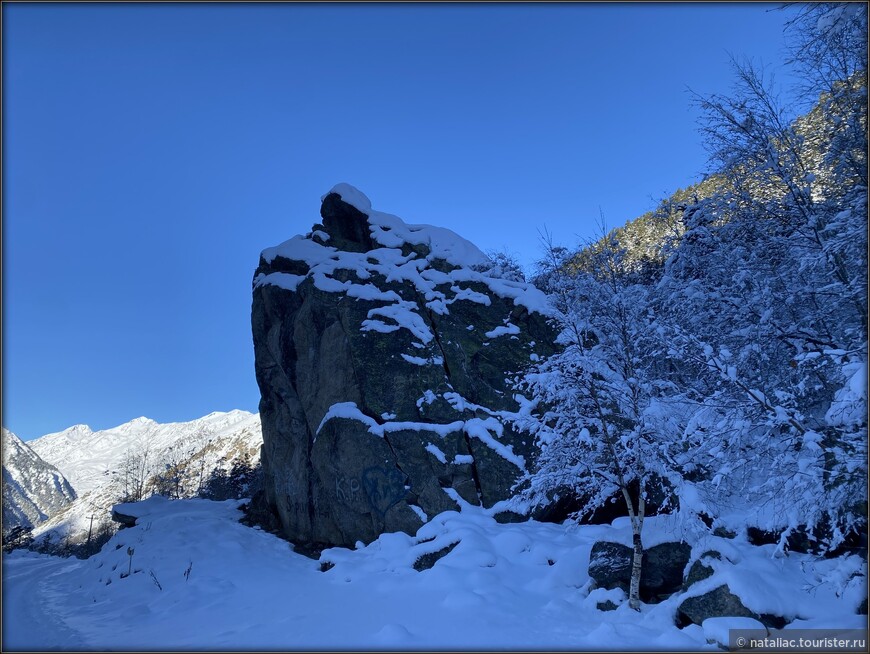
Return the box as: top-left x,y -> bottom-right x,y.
3,2 -> 802,441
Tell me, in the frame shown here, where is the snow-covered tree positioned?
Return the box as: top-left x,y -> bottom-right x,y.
520,1 -> 866,577
516,235 -> 697,610
659,2 -> 867,549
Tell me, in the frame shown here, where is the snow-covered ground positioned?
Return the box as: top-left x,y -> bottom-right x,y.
3,494 -> 865,651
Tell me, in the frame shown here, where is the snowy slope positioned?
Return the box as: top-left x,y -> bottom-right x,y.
27,411 -> 262,539
2,429 -> 76,532
2,495 -> 865,650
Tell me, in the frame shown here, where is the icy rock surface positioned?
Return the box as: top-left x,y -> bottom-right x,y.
252,184 -> 557,547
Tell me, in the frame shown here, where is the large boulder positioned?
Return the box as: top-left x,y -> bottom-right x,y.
251,184 -> 557,548
588,540 -> 691,601
677,585 -> 756,626
588,541 -> 634,592
678,552 -> 790,629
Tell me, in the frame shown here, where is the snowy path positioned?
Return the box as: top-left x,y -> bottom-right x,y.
2,553 -> 90,651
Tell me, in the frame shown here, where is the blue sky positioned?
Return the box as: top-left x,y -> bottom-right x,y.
3,2 -> 802,440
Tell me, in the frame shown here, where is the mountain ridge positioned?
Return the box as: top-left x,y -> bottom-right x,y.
30,409 -> 259,495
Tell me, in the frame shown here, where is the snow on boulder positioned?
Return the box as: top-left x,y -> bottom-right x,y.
251,185 -> 558,548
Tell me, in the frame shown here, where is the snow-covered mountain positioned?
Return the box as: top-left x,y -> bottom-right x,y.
25,410 -> 262,540
2,428 -> 76,533
31,410 -> 261,495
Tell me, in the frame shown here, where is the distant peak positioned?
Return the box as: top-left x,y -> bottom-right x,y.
116,416 -> 156,431
223,409 -> 254,418
201,409 -> 249,420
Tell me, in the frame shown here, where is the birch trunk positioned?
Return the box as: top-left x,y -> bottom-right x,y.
628,529 -> 643,610
628,493 -> 645,611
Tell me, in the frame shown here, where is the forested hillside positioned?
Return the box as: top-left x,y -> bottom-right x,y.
518,3 -> 867,609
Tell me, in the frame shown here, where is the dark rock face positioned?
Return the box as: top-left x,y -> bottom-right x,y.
240,490 -> 283,535
643,541 -> 692,598
588,540 -> 691,601
413,541 -> 459,572
683,552 -> 719,590
252,184 -> 557,548
319,193 -> 376,252
110,509 -> 138,529
533,476 -> 673,525
588,541 -> 634,591
745,524 -> 854,556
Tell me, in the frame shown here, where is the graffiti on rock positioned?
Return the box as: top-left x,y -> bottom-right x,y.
361,466 -> 407,516
335,475 -> 362,504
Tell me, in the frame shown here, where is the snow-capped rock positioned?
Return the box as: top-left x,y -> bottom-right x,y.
252,184 -> 558,548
